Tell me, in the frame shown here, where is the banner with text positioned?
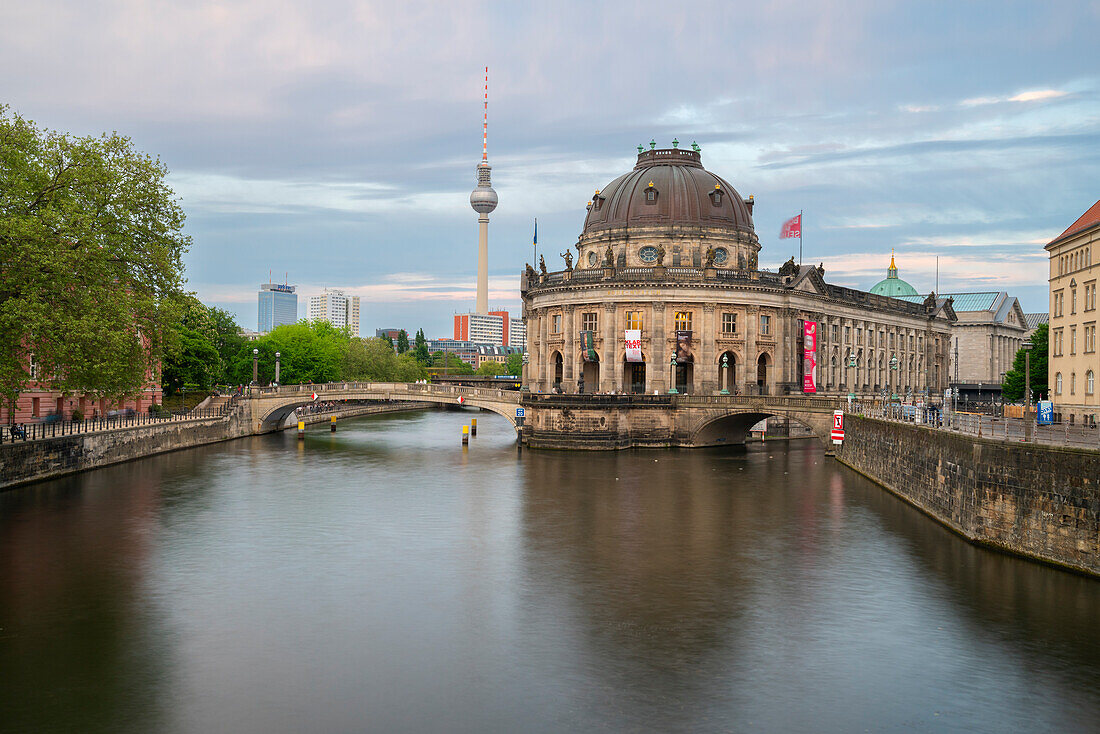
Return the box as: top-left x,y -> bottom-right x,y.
624,330 -> 643,362
802,320 -> 818,393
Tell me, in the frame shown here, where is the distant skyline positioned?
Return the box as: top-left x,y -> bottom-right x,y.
4,2 -> 1098,337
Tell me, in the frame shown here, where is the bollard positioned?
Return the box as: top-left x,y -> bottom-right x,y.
470,417 -> 477,436
462,425 -> 469,445
331,415 -> 337,433
297,421 -> 305,440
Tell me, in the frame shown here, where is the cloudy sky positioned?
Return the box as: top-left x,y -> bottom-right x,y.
4,1 -> 1099,336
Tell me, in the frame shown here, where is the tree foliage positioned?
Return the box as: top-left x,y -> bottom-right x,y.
0,106 -> 189,411
161,296 -> 248,393
413,328 -> 430,364
1002,323 -> 1048,402
396,329 -> 410,354
504,352 -> 523,376
431,351 -> 475,375
476,361 -> 506,375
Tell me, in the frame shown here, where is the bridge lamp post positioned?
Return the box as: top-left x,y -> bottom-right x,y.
252,348 -> 259,385
1023,338 -> 1033,442
521,352 -> 529,392
275,352 -> 281,386
846,350 -> 856,402
669,353 -> 678,394
720,353 -> 730,395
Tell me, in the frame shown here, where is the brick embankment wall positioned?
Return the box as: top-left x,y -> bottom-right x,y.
292,402 -> 427,427
0,405 -> 255,491
836,415 -> 1100,577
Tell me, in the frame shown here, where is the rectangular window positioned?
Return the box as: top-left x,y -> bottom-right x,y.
1072,290 -> 1077,314
28,353 -> 37,381
675,311 -> 692,331
856,328 -> 862,345
832,325 -> 839,342
760,314 -> 771,336
551,314 -> 561,334
1071,327 -> 1077,354
32,397 -> 40,417
625,310 -> 643,331
722,312 -> 737,333
581,312 -> 598,332
844,326 -> 851,343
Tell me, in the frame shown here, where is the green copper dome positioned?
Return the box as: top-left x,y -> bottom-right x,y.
869,254 -> 918,297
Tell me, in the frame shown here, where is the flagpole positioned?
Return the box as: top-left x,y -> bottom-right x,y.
799,209 -> 803,266
533,217 -> 537,265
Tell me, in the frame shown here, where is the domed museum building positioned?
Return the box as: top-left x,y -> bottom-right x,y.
521,145 -> 956,398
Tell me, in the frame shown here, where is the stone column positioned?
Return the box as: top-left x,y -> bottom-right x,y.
601,303 -> 617,392
563,306 -> 575,391
538,310 -> 549,392
651,302 -> 667,394
744,305 -> 758,394
700,303 -> 717,393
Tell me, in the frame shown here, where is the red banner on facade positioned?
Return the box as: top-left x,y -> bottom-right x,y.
802,320 -> 817,393
780,214 -> 802,239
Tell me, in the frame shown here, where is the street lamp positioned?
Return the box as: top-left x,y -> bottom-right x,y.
846,350 -> 856,403
889,354 -> 899,398
1023,338 -> 1033,441
521,352 -> 529,392
275,351 -> 281,386
720,352 -> 730,395
252,348 -> 259,385
669,353 -> 678,394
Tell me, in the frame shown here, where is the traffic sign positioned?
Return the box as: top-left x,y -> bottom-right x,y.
831,410 -> 845,443
516,407 -> 525,418
457,396 -> 465,404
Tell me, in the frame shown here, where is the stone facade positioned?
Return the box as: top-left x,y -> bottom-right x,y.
836,415 -> 1100,577
522,148 -> 956,399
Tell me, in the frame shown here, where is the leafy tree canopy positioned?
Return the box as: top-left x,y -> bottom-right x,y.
0,106 -> 189,410
1002,323 -> 1048,402
476,361 -> 506,375
504,352 -> 523,376
396,329 -> 410,354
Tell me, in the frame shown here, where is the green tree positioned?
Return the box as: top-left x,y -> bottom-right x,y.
431,351 -> 475,375
504,352 -> 523,376
342,337 -> 425,382
476,361 -> 506,376
1002,323 -> 1048,402
207,306 -> 247,384
230,321 -> 348,385
396,329 -> 410,354
162,295 -> 221,394
0,106 -> 189,415
413,328 -> 430,364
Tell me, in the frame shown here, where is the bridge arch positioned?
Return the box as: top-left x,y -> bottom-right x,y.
688,408 -> 833,449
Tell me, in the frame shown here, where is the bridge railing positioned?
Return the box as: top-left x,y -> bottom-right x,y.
248,382 -> 519,403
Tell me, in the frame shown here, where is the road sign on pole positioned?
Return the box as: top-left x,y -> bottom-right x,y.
515,407 -> 525,418
831,410 -> 845,444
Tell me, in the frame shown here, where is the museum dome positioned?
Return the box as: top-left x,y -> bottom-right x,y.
869,254 -> 919,297
581,146 -> 756,237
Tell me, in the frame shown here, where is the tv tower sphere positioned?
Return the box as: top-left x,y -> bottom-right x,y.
470,162 -> 498,213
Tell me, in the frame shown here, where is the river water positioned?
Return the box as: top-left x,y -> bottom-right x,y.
1,409 -> 1098,733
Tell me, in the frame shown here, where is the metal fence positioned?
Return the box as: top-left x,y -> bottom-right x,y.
3,397 -> 240,444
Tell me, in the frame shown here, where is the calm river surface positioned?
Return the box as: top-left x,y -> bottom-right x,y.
2,409 -> 1099,733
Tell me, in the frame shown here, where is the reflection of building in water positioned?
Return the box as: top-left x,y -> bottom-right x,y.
521,145 -> 955,397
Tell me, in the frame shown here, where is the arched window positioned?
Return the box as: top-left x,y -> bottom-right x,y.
1056,372 -> 1063,395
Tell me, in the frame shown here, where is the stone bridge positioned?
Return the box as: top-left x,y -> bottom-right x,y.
245,382 -> 521,433
244,382 -> 847,449
520,393 -> 847,449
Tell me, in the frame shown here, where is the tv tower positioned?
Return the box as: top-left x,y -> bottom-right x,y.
469,66 -> 497,315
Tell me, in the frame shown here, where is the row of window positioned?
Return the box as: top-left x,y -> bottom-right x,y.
1058,246 -> 1092,276
546,311 -> 770,336
1055,370 -> 1096,396
1052,282 -> 1098,318
1052,324 -> 1098,356
829,324 -> 923,352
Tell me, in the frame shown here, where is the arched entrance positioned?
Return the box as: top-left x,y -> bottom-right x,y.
624,355 -> 646,394
552,351 -> 563,391
676,358 -> 694,394
581,355 -> 599,393
756,354 -> 769,395
718,351 -> 737,394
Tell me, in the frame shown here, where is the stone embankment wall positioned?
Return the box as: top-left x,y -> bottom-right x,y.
836,415 -> 1100,577
1,402 -> 427,491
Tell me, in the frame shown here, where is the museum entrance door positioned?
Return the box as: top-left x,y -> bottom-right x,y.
624,359 -> 646,394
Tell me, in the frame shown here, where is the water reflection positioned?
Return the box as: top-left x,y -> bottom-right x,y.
0,411 -> 1096,734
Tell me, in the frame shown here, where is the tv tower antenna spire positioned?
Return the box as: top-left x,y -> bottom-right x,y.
470,66 -> 498,315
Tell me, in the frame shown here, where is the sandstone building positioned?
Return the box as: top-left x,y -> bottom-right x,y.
521,145 -> 955,397
1046,198 -> 1100,424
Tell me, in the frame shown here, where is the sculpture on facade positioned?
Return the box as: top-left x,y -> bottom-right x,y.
705,246 -> 716,267
525,262 -> 536,278
817,262 -> 825,277
656,245 -> 666,266
561,250 -> 573,271
923,292 -> 938,311
604,244 -> 614,267
748,251 -> 758,270
779,256 -> 798,277
539,254 -> 547,275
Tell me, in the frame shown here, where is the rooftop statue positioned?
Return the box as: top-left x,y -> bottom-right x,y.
779,256 -> 798,277
539,254 -> 547,276
561,251 -> 573,271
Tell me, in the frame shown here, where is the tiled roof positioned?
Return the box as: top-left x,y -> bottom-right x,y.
1024,313 -> 1049,330
1049,199 -> 1100,245
896,291 -> 1000,312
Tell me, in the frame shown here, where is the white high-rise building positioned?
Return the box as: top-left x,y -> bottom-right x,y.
510,318 -> 526,350
309,288 -> 360,337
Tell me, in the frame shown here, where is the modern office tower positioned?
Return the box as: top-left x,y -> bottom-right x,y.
509,318 -> 527,350
309,288 -> 360,336
258,282 -> 298,333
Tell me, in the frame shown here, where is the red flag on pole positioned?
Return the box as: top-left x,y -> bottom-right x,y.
780,214 -> 802,239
